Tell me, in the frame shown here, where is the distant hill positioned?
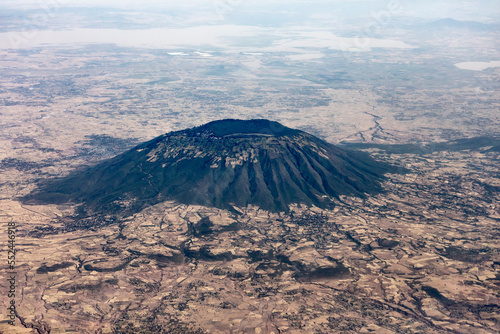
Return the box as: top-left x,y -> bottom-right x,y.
424,18 -> 494,31
23,119 -> 400,215
340,136 -> 500,154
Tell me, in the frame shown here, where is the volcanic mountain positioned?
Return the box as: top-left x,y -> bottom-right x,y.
25,119 -> 398,214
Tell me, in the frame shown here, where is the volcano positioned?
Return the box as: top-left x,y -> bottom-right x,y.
24,119 -> 399,214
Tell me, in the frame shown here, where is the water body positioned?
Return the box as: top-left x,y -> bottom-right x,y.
454,61 -> 500,71
0,26 -> 415,54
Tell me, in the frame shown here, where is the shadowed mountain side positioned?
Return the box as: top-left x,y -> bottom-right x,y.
22,119 -> 400,215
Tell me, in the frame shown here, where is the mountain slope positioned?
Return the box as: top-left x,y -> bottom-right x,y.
23,119 -> 399,214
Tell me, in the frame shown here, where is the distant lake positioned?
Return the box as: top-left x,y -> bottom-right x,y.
0,26 -> 415,54
454,61 -> 500,71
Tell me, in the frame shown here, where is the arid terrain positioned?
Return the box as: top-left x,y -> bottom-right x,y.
1,2 -> 500,333
0,143 -> 499,333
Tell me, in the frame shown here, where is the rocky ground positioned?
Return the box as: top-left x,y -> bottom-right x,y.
0,147 -> 498,334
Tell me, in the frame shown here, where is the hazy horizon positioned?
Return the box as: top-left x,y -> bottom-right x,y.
1,0 -> 499,24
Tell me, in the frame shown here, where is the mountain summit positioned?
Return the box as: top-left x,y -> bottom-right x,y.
25,119 -> 398,214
